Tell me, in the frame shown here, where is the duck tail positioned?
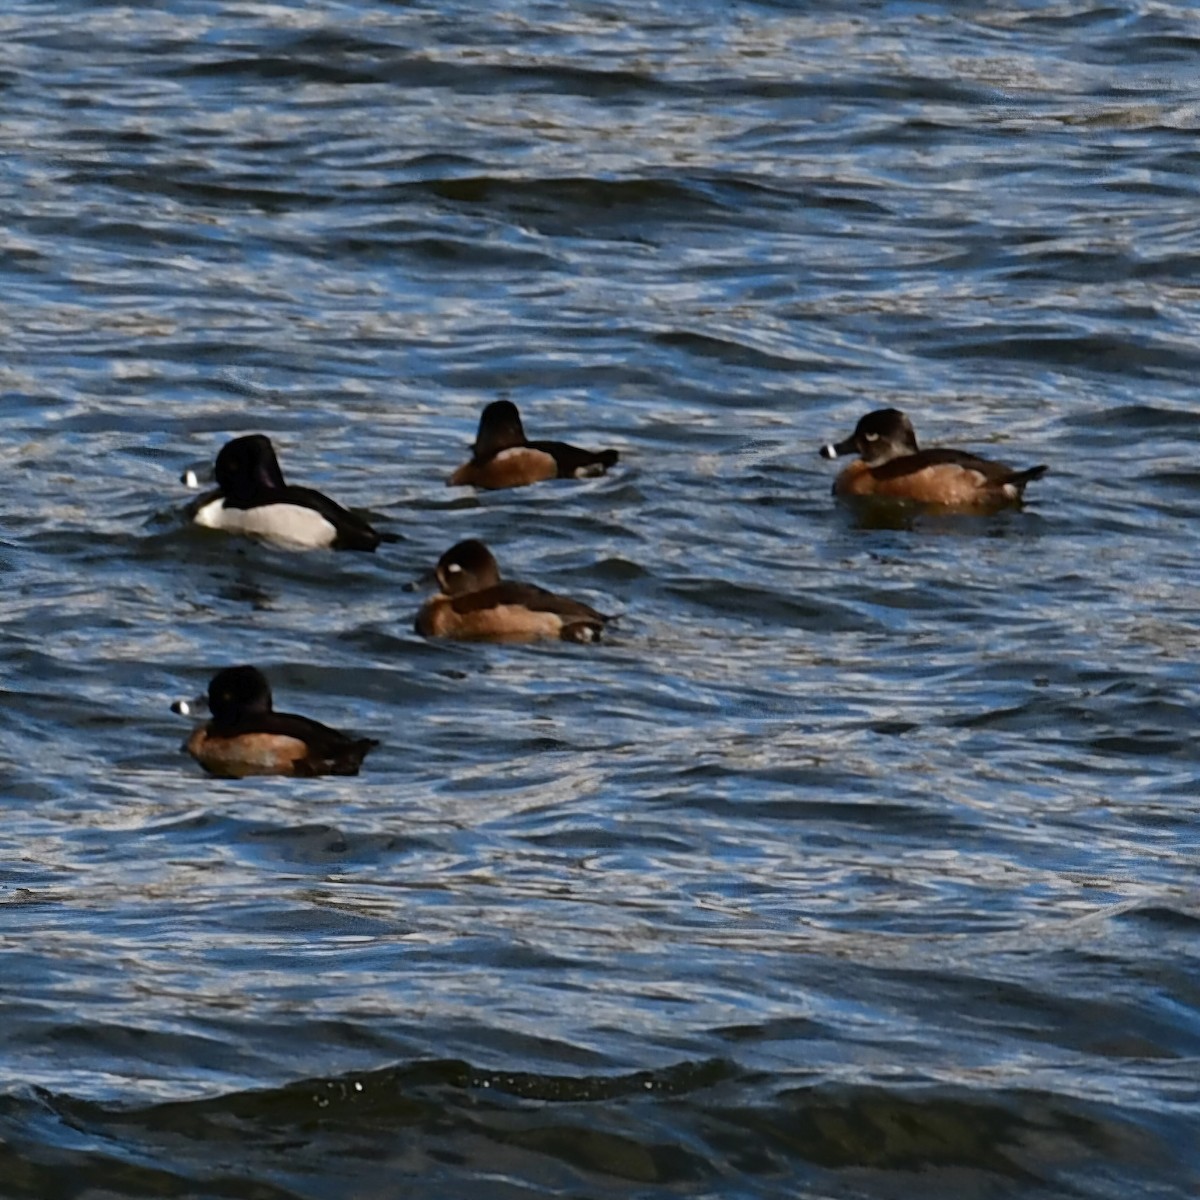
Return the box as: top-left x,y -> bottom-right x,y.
561,619 -> 607,644
332,737 -> 381,775
1005,464 -> 1048,498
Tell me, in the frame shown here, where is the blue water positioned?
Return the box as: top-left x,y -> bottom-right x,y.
1,2 -> 1198,1197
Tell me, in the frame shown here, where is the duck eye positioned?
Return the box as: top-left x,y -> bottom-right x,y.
864,432 -> 879,441
446,563 -> 463,574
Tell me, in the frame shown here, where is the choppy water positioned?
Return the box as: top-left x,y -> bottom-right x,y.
1,2 -> 1198,1197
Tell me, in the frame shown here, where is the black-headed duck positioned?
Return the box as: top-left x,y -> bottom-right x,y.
187,434 -> 381,551
182,665 -> 378,778
448,400 -> 618,490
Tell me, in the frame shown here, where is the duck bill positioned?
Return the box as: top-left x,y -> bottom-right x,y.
402,567 -> 438,594
819,434 -> 858,460
170,693 -> 209,717
181,466 -> 212,489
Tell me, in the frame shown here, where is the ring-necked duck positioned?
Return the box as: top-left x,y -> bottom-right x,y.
820,409 -> 1047,506
448,400 -> 619,490
414,539 -> 610,643
187,434 -> 381,551
182,665 -> 378,778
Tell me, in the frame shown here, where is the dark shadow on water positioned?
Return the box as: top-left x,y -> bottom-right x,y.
3,1060 -> 1181,1200
837,496 -> 1046,536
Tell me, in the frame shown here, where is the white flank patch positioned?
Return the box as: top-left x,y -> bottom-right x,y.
192,498 -> 337,549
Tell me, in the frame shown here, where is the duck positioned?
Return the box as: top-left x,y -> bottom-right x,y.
820,408 -> 1047,506
414,539 -> 610,643
181,665 -> 378,778
186,434 -> 381,550
448,400 -> 618,490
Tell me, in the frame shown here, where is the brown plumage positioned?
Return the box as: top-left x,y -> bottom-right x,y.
448,400 -> 618,490
183,666 -> 378,779
820,408 -> 1047,507
414,539 -> 609,644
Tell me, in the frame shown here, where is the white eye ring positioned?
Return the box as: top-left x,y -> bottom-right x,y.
864,432 -> 878,441
447,562 -> 463,574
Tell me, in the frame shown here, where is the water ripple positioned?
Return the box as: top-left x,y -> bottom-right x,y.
0,1 -> 1198,1197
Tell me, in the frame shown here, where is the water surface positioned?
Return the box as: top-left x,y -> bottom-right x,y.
1,2 -> 1198,1197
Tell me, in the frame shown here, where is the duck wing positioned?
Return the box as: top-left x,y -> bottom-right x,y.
212,710 -> 377,771
872,447 -> 1021,484
528,439 -> 619,479
278,485 -> 382,552
451,581 -> 607,623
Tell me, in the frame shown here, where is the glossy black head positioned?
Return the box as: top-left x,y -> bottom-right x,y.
213,435 -> 287,503
436,538 -> 502,595
821,408 -> 919,466
206,665 -> 274,722
474,400 -> 528,459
